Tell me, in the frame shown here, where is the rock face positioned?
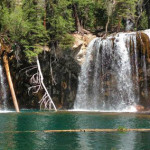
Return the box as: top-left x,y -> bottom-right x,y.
72,33 -> 96,65
40,52 -> 80,109
136,31 -> 150,108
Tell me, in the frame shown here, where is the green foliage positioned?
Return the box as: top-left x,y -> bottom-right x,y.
59,34 -> 74,50
95,0 -> 139,30
0,0 -> 149,62
24,45 -> 43,63
1,6 -> 30,42
72,0 -> 95,30
94,1 -> 107,29
46,0 -> 74,50
22,0 -> 49,61
117,126 -> 127,132
116,0 -> 138,18
0,0 -> 48,62
138,10 -> 148,30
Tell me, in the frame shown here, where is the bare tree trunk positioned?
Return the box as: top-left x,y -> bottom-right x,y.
105,17 -> 110,33
27,57 -> 57,111
3,52 -> 20,112
36,58 -> 57,111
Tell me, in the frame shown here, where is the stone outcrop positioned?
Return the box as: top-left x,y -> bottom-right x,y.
72,33 -> 96,64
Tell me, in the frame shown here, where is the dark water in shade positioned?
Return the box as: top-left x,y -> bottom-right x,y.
0,111 -> 150,150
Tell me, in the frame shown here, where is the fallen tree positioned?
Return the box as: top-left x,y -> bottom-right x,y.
2,128 -> 150,133
27,57 -> 57,111
3,52 -> 20,112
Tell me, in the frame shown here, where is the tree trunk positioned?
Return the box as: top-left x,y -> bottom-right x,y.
36,58 -> 57,111
44,15 -> 46,29
117,18 -> 121,32
43,0 -> 46,29
73,4 -> 83,33
105,17 -> 110,33
3,52 -> 20,112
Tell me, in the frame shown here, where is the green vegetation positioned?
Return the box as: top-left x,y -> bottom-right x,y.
117,126 -> 127,133
0,0 -> 150,61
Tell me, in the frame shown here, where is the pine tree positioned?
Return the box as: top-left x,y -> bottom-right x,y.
144,0 -> 150,28
72,0 -> 95,33
114,0 -> 138,31
0,0 -> 49,62
45,0 -> 74,50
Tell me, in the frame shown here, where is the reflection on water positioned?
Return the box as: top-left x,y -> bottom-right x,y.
0,113 -> 17,149
0,111 -> 150,149
1,132 -> 150,150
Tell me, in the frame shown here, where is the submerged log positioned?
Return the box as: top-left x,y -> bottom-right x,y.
1,128 -> 150,133
3,52 -> 20,112
44,128 -> 150,133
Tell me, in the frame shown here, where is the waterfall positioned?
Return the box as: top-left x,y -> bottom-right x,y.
0,60 -> 8,110
74,30 -> 150,112
125,19 -> 134,31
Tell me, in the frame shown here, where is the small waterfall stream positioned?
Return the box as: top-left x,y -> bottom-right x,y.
0,60 -> 8,110
74,30 -> 150,112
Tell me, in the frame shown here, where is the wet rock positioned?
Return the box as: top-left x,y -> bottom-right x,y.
135,105 -> 145,111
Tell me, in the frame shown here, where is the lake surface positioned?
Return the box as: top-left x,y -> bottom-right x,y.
0,110 -> 150,150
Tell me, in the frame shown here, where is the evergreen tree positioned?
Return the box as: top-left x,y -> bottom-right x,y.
110,0 -> 138,31
72,0 -> 95,33
98,0 -> 138,32
144,0 -> 150,28
0,0 -> 48,62
0,0 -> 149,59
22,0 -> 48,61
45,0 -> 74,50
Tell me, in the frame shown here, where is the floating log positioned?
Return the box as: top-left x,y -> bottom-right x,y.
3,52 -> 20,112
1,128 -> 150,133
44,128 -> 150,133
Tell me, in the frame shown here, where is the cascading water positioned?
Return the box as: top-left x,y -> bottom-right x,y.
74,30 -> 150,112
0,60 -> 8,110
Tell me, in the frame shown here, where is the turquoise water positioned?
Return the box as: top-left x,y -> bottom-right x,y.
0,111 -> 150,150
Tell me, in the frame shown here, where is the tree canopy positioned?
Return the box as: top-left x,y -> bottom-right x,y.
0,0 -> 149,61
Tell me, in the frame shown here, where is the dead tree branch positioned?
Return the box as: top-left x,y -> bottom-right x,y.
27,57 -> 57,111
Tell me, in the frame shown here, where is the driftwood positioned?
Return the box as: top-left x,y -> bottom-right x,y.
1,128 -> 150,133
